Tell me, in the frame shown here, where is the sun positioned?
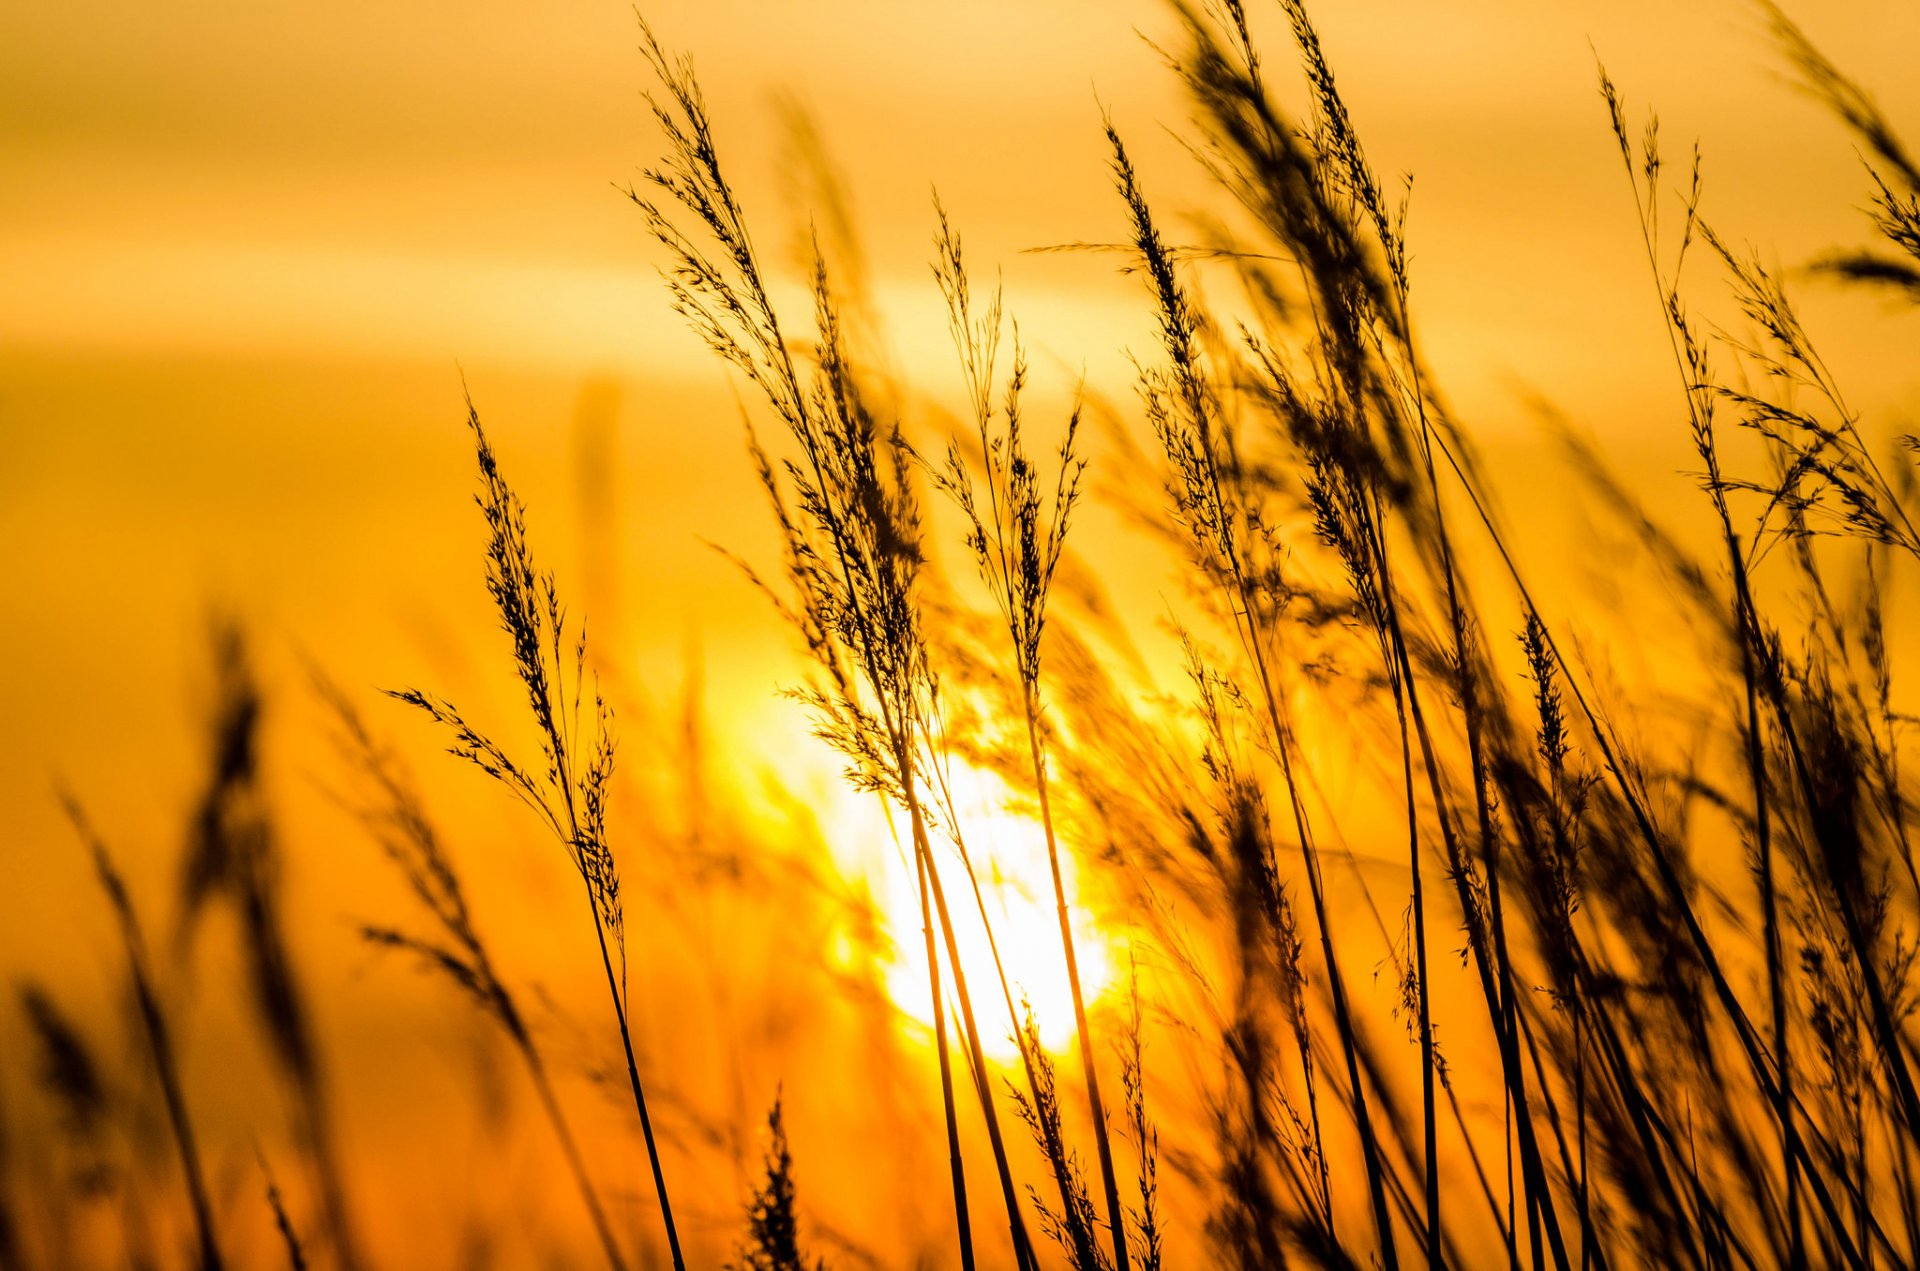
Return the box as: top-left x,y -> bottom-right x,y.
872,764 -> 1120,1063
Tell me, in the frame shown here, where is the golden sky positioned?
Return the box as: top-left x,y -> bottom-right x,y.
7,0 -> 1918,897
10,1 -> 1919,373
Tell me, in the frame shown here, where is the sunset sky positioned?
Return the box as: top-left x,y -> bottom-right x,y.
6,0 -> 1913,908
6,1 -> 1920,1265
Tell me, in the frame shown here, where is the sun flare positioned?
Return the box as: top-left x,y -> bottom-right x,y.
868,764 -> 1119,1062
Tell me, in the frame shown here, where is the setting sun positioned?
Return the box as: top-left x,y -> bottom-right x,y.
871,765 -> 1120,1062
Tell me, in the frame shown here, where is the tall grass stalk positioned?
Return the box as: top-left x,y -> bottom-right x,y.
918,202 -> 1131,1271
1118,962 -> 1162,1271
320,674 -> 630,1271
1104,95 -> 1404,1271
1008,1004 -> 1108,1271
260,1154 -> 308,1271
61,795 -> 223,1271
733,1096 -> 826,1271
916,799 -> 1043,1271
629,22 -> 1037,1267
392,405 -> 683,1269
179,627 -> 366,1271
1596,84 -> 1804,1268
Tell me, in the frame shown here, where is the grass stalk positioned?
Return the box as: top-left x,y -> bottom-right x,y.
61,796 -> 223,1271
1106,107 -> 1403,1270
921,205 -> 1129,1271
393,404 -> 684,1268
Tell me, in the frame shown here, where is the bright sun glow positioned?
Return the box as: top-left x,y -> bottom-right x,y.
873,764 -> 1120,1062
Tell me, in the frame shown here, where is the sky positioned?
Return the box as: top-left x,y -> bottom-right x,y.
10,1 -> 1920,372
5,0 -> 1920,1263
8,0 -> 1917,904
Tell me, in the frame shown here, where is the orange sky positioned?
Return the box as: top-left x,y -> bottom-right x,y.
10,1 -> 1920,374
7,0 -> 1918,915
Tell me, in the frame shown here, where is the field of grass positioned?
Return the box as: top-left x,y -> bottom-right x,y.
6,2 -> 1920,1267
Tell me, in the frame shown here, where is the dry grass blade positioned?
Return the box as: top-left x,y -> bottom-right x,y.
915,201 -> 1132,1271
59,794 -> 225,1271
392,401 -> 682,1269
632,16 -> 1044,1269
732,1095 -> 827,1271
319,671 -> 631,1271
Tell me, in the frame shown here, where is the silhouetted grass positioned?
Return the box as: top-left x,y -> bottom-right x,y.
631,19 -> 1045,1269
732,1096 -> 826,1271
260,1154 -> 308,1271
917,203 -> 1134,1271
176,626 -> 366,1271
61,796 -> 224,1271
317,671 -> 629,1271
390,402 -> 685,1269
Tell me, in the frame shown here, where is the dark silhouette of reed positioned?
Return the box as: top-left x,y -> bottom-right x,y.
260,1154 -> 308,1271
731,1096 -> 826,1271
390,403 -> 685,1269
176,627 -> 366,1271
61,797 -> 224,1271
629,19 -> 1048,1269
917,203 -> 1133,1271
317,671 -> 629,1271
